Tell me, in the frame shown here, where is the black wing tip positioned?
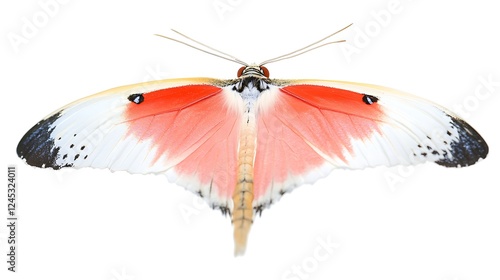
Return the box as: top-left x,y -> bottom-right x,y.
435,116 -> 489,168
17,112 -> 64,169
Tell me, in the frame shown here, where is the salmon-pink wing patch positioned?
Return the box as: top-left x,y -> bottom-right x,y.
124,85 -> 242,206
253,84 -> 385,207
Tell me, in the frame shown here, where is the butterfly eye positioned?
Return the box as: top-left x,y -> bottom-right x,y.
237,66 -> 246,77
260,66 -> 270,78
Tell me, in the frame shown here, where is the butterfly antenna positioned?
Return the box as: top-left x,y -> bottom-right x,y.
259,23 -> 352,66
155,30 -> 249,66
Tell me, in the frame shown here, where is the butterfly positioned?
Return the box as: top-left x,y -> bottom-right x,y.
16,25 -> 488,256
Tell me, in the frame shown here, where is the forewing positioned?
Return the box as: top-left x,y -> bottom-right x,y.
253,80 -> 488,208
17,78 -> 243,209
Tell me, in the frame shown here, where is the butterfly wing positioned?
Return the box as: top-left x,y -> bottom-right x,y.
17,78 -> 244,210
252,79 -> 488,208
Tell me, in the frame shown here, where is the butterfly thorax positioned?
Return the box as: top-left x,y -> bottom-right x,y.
232,65 -> 269,92
233,76 -> 269,94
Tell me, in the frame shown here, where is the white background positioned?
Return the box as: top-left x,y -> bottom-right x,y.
1,0 -> 499,279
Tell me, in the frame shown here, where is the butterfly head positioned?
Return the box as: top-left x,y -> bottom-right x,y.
237,65 -> 270,79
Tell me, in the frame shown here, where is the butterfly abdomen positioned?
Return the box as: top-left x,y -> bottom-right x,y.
232,95 -> 259,256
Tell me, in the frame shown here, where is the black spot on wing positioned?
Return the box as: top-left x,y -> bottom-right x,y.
214,204 -> 231,216
253,188 -> 292,217
128,93 -> 144,104
17,111 -> 71,170
254,205 -> 264,217
362,94 -> 379,105
435,116 -> 488,167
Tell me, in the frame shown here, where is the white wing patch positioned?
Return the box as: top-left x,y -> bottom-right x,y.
45,90 -> 169,173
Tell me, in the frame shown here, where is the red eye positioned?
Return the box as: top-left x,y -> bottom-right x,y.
237,66 -> 246,77
260,66 -> 269,78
